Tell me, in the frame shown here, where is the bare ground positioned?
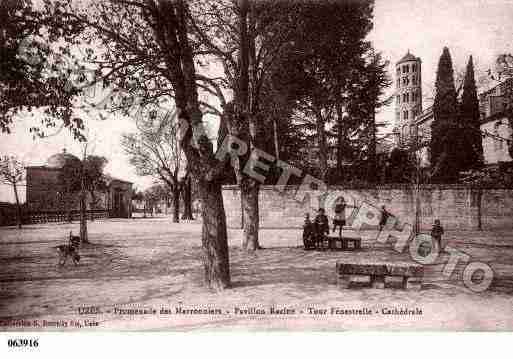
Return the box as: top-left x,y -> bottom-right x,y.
1,217 -> 513,331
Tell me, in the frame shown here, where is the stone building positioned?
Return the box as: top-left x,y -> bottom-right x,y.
394,50 -> 423,146
393,50 -> 513,169
479,78 -> 513,165
25,149 -> 133,218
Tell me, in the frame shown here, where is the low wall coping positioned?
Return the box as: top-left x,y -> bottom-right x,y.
222,184 -> 513,190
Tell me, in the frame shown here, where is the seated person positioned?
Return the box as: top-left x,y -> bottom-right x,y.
302,213 -> 314,249
314,208 -> 330,240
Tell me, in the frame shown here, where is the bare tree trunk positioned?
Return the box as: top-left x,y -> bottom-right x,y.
336,104 -> 344,180
181,176 -> 194,220
273,119 -> 280,161
236,0 -> 261,252
241,180 -> 259,251
172,187 -> 180,223
198,180 -> 231,290
80,189 -> 88,243
12,181 -> 22,229
477,187 -> 483,231
153,0 -> 231,289
79,151 -> 89,243
316,111 -> 328,183
368,109 -> 377,183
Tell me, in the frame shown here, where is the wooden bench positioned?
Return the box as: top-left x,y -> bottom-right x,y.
336,262 -> 424,290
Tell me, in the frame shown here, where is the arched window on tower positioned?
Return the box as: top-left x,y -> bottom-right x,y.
402,125 -> 409,142
403,111 -> 409,120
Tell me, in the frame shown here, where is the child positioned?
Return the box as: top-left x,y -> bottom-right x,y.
431,219 -> 444,251
332,197 -> 346,237
314,208 -> 330,237
302,213 -> 313,249
379,205 -> 391,231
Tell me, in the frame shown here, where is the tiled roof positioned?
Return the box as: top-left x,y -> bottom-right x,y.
397,51 -> 419,65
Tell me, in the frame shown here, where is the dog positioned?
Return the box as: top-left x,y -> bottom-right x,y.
57,231 -> 81,266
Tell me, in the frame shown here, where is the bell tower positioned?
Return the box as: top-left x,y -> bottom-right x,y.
394,50 -> 422,146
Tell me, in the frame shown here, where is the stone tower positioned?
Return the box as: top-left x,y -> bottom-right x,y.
395,51 -> 422,145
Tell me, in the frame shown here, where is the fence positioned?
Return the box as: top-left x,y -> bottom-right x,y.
0,209 -> 110,227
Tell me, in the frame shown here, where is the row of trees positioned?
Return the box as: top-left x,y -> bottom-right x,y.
429,48 -> 484,183
1,0 -> 391,289
121,112 -> 193,223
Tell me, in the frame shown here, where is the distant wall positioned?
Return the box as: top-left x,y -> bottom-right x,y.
222,185 -> 513,230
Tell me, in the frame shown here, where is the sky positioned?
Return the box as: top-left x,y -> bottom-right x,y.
2,0 -> 513,203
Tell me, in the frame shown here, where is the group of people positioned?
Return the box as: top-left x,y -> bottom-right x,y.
301,200 -> 445,251
302,198 -> 347,250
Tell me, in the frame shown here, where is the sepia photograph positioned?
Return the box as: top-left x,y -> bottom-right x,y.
1,0 -> 513,341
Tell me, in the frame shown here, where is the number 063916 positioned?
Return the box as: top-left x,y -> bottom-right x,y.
7,338 -> 39,348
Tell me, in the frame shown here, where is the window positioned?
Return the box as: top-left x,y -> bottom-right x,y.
403,111 -> 409,120
412,64 -> 417,72
403,64 -> 409,73
402,125 -> 409,141
494,122 -> 503,150
396,95 -> 400,104
411,110 -> 416,119
403,77 -> 409,86
412,75 -> 417,85
397,79 -> 401,88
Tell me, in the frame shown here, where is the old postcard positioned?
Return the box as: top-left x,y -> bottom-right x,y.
1,0 -> 513,338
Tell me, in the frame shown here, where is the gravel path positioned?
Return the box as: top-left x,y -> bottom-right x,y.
1,217 -> 513,330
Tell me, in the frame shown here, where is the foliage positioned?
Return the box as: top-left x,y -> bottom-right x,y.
0,0 -> 85,139
0,155 -> 25,186
59,155 -> 108,195
430,47 -> 461,183
384,148 -> 416,183
143,184 -> 169,208
121,112 -> 186,191
459,55 -> 484,171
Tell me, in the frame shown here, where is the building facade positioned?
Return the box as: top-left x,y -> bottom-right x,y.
25,150 -> 133,218
393,50 -> 513,169
481,115 -> 513,164
394,51 -> 423,146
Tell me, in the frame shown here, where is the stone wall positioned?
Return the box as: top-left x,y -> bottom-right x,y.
222,185 -> 513,230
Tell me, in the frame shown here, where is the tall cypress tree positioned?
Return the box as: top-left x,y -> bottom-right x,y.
430,47 -> 460,183
459,55 -> 483,170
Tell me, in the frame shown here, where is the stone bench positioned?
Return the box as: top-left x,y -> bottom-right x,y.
336,262 -> 424,290
323,236 -> 361,251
